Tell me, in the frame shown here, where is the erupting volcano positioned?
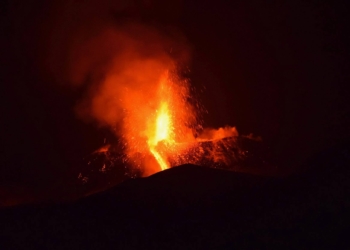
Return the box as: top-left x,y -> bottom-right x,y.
73,24 -> 242,176
94,66 -> 241,176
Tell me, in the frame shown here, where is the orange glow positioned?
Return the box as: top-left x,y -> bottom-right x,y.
154,103 -> 172,144
148,102 -> 173,170
140,72 -> 195,172
61,22 -> 246,176
118,70 -> 242,174
86,57 -> 242,175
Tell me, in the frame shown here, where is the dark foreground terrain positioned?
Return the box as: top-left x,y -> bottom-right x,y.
1,142 -> 349,249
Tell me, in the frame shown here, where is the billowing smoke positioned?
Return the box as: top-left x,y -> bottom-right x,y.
43,0 -> 243,174
71,24 -> 191,127
197,126 -> 239,141
43,1 -> 198,172
46,3 -> 190,121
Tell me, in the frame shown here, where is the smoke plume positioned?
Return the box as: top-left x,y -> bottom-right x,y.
43,0 -> 242,173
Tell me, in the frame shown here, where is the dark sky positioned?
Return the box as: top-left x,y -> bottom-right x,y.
0,0 -> 349,205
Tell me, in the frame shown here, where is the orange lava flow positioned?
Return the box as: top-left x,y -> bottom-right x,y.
144,76 -> 182,171
94,62 -> 240,175
148,102 -> 173,170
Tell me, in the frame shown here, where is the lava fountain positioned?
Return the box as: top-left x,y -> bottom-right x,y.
76,25 -> 243,176
147,101 -> 173,170
120,69 -> 202,174
115,68 -> 240,175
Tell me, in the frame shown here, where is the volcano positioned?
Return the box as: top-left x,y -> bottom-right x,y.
1,0 -> 350,248
1,142 -> 349,249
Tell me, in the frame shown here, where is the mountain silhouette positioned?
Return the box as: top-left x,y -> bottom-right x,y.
1,141 -> 349,249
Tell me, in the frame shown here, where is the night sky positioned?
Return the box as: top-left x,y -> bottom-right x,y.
0,0 -> 349,206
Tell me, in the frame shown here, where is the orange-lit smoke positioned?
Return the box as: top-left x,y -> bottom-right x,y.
67,23 -> 244,175
66,23 -> 201,175
47,10 -> 242,174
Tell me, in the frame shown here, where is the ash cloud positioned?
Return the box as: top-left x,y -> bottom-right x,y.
44,0 -> 191,130
38,0 -> 244,172
72,24 -> 190,128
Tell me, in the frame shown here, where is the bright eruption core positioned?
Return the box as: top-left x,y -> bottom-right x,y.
148,101 -> 173,170
143,73 -> 198,172
118,69 -> 201,175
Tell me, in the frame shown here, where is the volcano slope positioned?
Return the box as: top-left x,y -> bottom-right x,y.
1,141 -> 349,249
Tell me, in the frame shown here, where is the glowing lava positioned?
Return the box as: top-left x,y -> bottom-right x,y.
143,73 -> 186,171
138,72 -> 242,173
147,102 -> 174,170
73,25 -> 245,177
91,63 -> 242,176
